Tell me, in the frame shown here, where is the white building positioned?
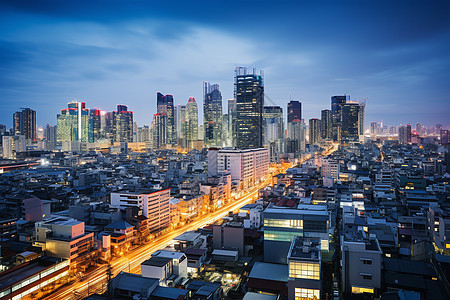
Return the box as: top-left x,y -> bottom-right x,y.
321,157 -> 340,180
110,189 -> 170,233
2,135 -> 26,159
152,250 -> 187,279
208,148 -> 269,189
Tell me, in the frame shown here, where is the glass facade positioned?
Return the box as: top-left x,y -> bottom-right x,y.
264,230 -> 301,242
234,68 -> 264,150
264,218 -> 303,229
289,261 -> 320,280
294,288 -> 320,300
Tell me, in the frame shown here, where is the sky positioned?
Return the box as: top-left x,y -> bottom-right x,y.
0,0 -> 449,129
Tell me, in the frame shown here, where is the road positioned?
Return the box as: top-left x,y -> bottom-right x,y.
43,174 -> 278,300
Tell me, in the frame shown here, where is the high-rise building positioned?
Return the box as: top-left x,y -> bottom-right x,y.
287,101 -> 302,123
152,113 -> 167,149
321,109 -> 332,140
13,108 -> 36,140
56,101 -> 93,143
416,123 -> 423,136
358,102 -> 365,137
398,124 -> 412,144
286,119 -> 305,154
227,99 -> 237,147
175,104 -> 187,147
113,105 -> 133,142
157,92 -> 175,145
264,106 -> 284,162
92,109 -> 102,142
340,103 -> 360,143
234,67 -> 264,150
137,125 -> 151,143
203,82 -> 223,148
186,97 -> 198,150
331,95 -> 347,141
309,118 -> 321,145
331,95 -> 347,114
440,129 -> 449,145
2,135 -> 26,159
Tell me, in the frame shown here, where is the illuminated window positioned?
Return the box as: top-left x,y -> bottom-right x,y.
264,230 -> 301,242
264,218 -> 303,229
294,288 -> 320,300
351,286 -> 374,294
289,261 -> 320,280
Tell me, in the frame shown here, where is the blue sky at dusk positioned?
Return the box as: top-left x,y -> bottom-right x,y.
0,0 -> 449,128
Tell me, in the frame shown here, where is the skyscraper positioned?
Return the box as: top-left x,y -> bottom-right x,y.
234,67 -> 264,150
113,105 -> 133,143
92,109 -> 102,142
152,113 -> 167,149
287,119 -> 305,154
13,108 -> 36,140
321,109 -> 332,140
309,118 -> 321,145
57,101 -> 93,143
331,95 -> 347,142
175,104 -> 187,147
340,103 -> 360,143
331,95 -> 347,114
157,92 -> 175,145
186,97 -> 198,150
287,101 -> 301,123
227,99 -> 237,147
264,106 -> 284,161
203,82 -> 223,148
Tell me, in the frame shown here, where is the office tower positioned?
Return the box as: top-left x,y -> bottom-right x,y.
440,129 -> 449,145
152,113 -> 167,149
398,124 -> 412,144
203,82 -> 223,148
234,67 -> 264,149
331,95 -> 347,141
339,103 -> 360,143
227,99 -> 237,147
358,101 -> 365,137
157,92 -> 175,145
2,135 -> 26,159
175,105 -> 186,146
12,108 -> 36,140
309,118 -> 321,145
331,95 -> 347,113
287,119 -> 305,154
186,97 -> 198,149
57,101 -> 93,143
287,100 -> 302,123
406,124 -> 412,143
113,105 -> 133,143
44,124 -> 57,149
416,123 -> 423,136
92,109 -> 102,142
264,106 -> 284,161
370,122 -> 378,136
137,125 -> 151,143
321,109 -> 332,140
222,114 -> 229,148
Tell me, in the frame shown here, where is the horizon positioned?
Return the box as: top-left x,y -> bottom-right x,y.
1,0 -> 449,128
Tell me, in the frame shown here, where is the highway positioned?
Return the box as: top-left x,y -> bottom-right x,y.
43,171 -> 282,300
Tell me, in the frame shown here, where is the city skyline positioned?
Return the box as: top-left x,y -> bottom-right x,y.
1,1 -> 449,128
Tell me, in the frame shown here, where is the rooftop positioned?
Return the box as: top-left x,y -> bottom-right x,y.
142,256 -> 172,267
248,262 -> 289,282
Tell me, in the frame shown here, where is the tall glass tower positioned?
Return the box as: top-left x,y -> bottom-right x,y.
234,67 -> 264,150
203,82 -> 223,148
157,92 -> 175,145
